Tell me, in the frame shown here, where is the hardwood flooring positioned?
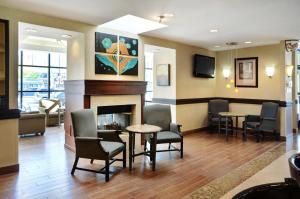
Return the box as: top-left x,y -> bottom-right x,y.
0,127 -> 290,199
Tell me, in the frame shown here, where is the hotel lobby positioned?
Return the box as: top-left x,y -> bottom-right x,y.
0,0 -> 300,198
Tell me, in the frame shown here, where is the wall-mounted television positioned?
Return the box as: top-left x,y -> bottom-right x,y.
193,54 -> 215,78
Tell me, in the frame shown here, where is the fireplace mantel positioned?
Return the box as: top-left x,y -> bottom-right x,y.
64,80 -> 147,151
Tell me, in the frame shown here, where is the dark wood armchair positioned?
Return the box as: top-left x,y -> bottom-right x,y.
243,102 -> 279,142
208,99 -> 233,133
143,104 -> 183,158
71,109 -> 126,182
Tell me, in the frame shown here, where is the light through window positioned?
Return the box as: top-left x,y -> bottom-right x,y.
18,49 -> 67,111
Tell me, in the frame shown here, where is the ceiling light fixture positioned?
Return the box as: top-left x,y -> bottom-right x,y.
214,45 -> 221,48
61,34 -> 72,38
244,41 -> 252,44
163,13 -> 174,17
210,29 -> 218,33
100,14 -> 167,34
25,28 -> 37,33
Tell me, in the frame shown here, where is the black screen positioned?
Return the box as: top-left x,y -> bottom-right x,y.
193,54 -> 215,78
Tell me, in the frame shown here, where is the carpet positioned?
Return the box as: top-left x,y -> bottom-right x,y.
182,142 -> 287,199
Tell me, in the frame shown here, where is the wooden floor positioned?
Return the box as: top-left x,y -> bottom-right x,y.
0,127 -> 290,199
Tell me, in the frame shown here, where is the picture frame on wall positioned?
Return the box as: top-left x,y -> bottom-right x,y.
235,57 -> 258,87
156,64 -> 170,86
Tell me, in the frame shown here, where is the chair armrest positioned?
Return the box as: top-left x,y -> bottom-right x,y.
76,137 -> 103,142
75,137 -> 108,158
262,117 -> 277,121
245,115 -> 260,122
170,123 -> 182,135
97,129 -> 124,143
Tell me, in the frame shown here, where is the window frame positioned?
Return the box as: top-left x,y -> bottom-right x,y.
18,50 -> 66,110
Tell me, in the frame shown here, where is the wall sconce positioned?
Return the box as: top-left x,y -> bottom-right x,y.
286,65 -> 294,77
265,66 -> 275,78
223,68 -> 230,79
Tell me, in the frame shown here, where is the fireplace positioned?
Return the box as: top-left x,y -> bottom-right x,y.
97,105 -> 133,131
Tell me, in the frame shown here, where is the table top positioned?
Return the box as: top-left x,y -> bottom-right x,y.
126,124 -> 162,134
219,112 -> 246,117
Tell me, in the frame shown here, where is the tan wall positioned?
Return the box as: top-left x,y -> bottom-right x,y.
215,44 -> 282,99
67,34 -> 85,80
0,119 -> 18,168
152,48 -> 176,99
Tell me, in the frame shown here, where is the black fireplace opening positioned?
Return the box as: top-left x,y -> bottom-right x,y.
97,105 -> 133,131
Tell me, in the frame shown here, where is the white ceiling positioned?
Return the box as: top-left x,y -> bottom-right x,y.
1,0 -> 300,50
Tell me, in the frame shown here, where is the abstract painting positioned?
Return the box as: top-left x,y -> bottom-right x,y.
95,32 -> 118,54
235,57 -> 258,87
156,64 -> 170,86
95,54 -> 118,75
95,32 -> 139,76
119,56 -> 138,75
119,36 -> 138,56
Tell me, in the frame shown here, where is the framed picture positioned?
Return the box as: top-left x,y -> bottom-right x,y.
156,64 -> 170,86
235,57 -> 258,87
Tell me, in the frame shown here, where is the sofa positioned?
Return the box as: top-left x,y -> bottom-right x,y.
19,112 -> 46,136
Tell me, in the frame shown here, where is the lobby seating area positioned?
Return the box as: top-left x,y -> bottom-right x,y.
1,1 -> 300,198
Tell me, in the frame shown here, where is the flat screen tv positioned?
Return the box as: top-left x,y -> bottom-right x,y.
193,54 -> 215,78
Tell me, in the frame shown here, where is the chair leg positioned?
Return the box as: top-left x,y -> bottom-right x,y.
243,125 -> 247,141
255,130 -> 260,142
144,140 -> 147,151
123,145 -> 126,168
90,159 -> 94,164
150,139 -> 153,162
105,159 -> 109,182
180,140 -> 183,159
71,156 -> 79,175
168,143 -> 171,150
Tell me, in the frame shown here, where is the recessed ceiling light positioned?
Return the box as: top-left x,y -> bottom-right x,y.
99,14 -> 167,34
163,13 -> 174,17
61,34 -> 72,38
25,28 -> 37,33
210,29 -> 218,33
244,41 -> 252,44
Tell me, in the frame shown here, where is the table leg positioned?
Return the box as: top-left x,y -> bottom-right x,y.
235,116 -> 238,137
129,132 -> 133,171
226,116 -> 228,141
152,133 -> 157,171
132,133 -> 135,163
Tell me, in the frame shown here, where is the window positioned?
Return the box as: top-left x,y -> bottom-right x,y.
18,50 -> 67,111
144,52 -> 154,103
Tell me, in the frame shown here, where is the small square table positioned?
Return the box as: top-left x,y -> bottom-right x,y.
219,112 -> 246,141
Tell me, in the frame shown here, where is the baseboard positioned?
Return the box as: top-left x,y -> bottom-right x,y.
0,164 -> 19,175
182,127 -> 208,136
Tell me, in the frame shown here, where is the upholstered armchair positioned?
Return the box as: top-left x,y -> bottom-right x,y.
243,102 -> 279,142
143,104 -> 183,158
208,99 -> 233,133
71,109 -> 126,182
39,99 -> 64,126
